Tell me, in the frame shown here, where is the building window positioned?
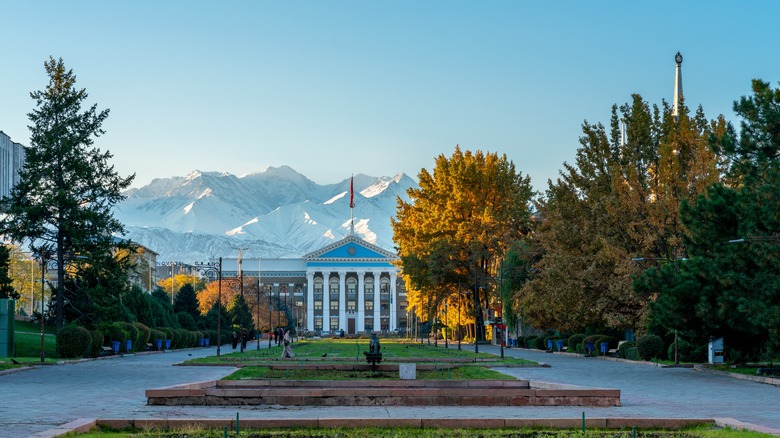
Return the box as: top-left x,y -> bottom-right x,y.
314,319 -> 322,330
364,276 -> 374,296
347,300 -> 356,311
381,304 -> 388,311
314,277 -> 323,294
380,276 -> 390,294
314,300 -> 322,310
329,276 -> 339,294
347,277 -> 357,295
330,300 -> 339,311
330,317 -> 339,332
365,301 -> 373,312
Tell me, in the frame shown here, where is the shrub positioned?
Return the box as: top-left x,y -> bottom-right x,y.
667,337 -> 707,363
56,324 -> 92,358
618,341 -> 636,359
89,329 -> 105,357
636,335 -> 665,360
568,334 -> 586,350
117,322 -> 140,351
132,322 -> 151,347
162,327 -> 175,342
525,336 -> 539,349
625,347 -> 641,361
100,323 -> 128,343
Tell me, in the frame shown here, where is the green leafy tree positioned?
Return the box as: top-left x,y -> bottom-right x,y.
393,147 -> 534,342
639,80 -> 780,361
173,284 -> 201,323
0,57 -> 134,330
0,245 -> 19,299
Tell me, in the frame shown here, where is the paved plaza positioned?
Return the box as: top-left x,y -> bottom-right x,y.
1,342 -> 779,437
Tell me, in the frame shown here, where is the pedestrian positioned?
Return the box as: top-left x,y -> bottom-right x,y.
281,329 -> 294,359
231,331 -> 238,349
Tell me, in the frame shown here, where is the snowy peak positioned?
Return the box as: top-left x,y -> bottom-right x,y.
114,167 -> 417,261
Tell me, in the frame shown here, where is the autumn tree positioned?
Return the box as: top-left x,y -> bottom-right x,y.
0,57 -> 134,330
519,95 -> 724,333
637,80 -> 780,361
393,147 -> 534,342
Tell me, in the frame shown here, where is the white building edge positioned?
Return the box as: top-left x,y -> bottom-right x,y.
216,234 -> 407,335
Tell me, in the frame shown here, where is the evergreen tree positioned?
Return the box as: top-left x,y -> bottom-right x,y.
521,95 -> 724,332
173,284 -> 201,323
0,245 -> 19,299
0,57 -> 134,330
228,293 -> 253,330
150,287 -> 179,328
202,300 -> 231,331
638,80 -> 780,361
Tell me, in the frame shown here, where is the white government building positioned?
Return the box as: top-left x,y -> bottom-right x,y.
217,234 -> 407,335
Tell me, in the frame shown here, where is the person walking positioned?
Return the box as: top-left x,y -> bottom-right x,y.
281,329 -> 294,359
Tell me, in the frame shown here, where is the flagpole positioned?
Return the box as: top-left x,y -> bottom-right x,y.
350,174 -> 355,235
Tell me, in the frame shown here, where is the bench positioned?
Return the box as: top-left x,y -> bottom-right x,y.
363,352 -> 383,371
100,346 -> 114,356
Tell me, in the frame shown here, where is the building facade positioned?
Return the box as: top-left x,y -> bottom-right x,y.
218,234 -> 407,335
0,130 -> 26,203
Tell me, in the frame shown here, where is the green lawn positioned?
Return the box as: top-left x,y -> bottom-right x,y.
184,339 -> 535,366
223,364 -> 514,381
0,320 -> 60,368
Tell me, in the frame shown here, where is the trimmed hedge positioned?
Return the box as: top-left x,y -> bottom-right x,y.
56,324 -> 92,358
568,334 -> 586,350
636,335 -> 665,360
525,336 -> 539,349
618,341 -> 636,359
89,329 -> 105,357
132,322 -> 151,348
100,322 -> 128,343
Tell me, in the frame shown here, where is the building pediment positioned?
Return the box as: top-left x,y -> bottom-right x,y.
304,234 -> 398,262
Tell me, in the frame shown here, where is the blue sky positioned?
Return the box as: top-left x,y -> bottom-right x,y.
1,1 -> 778,192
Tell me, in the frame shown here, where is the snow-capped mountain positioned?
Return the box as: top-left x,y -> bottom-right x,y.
113,166 -> 417,262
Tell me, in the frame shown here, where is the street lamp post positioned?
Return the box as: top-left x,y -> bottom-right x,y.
195,257 -> 224,356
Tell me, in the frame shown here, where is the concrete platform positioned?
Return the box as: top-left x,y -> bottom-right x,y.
146,379 -> 621,407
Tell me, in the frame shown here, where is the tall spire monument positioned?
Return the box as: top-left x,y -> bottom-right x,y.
672,51 -> 683,119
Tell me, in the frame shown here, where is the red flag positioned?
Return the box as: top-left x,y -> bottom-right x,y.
349,176 -> 355,208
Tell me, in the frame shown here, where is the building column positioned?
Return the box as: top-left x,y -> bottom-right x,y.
357,271 -> 365,332
390,271 -> 398,331
306,272 -> 314,332
322,272 -> 330,334
338,271 -> 347,333
373,272 -> 381,332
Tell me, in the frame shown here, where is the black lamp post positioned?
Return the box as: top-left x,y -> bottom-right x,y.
196,257 -> 224,356
268,285 -> 273,348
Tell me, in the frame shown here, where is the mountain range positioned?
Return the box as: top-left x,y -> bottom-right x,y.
113,166 -> 418,262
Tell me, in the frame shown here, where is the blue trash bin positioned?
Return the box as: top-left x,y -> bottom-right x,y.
204,338 -> 210,347
546,339 -> 553,350
600,342 -> 608,355
556,340 -> 564,351
111,341 -> 120,353
199,338 -> 205,347
155,339 -> 162,350
164,339 -> 171,350
125,340 -> 132,352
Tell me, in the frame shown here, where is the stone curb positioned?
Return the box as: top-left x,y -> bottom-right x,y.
38,417 -> 780,437
695,365 -> 780,387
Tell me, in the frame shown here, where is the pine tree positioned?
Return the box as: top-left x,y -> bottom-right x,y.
228,293 -> 253,330
0,57 -> 134,330
173,284 -> 201,322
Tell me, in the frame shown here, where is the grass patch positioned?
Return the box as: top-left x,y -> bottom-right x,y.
8,319 -> 59,361
75,425 -> 777,437
223,364 -> 513,381
184,339 -> 535,366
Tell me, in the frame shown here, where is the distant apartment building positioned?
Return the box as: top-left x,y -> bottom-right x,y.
0,130 -> 26,202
